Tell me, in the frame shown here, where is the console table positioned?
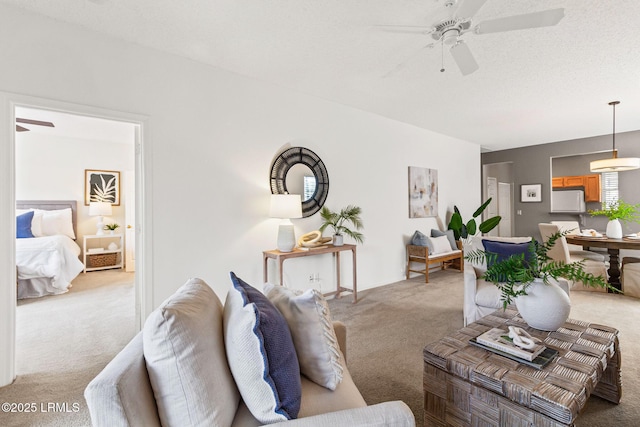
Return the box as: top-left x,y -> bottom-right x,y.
423,309 -> 621,426
263,244 -> 357,303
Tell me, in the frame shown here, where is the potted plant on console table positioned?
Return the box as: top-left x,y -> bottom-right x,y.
589,199 -> 640,239
319,205 -> 364,247
465,230 -> 615,331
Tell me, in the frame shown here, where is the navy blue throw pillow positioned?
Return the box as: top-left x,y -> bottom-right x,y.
482,240 -> 534,267
16,211 -> 35,239
229,272 -> 301,420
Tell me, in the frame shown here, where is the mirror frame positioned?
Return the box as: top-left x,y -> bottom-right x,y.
270,147 -> 329,217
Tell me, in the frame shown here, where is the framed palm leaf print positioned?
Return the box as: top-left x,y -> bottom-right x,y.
85,169 -> 120,206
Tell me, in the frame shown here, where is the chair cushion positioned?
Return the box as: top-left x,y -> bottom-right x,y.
143,278 -> 239,427
224,273 -> 301,424
264,283 -> 345,390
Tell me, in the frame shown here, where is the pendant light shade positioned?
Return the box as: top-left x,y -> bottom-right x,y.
590,101 -> 640,172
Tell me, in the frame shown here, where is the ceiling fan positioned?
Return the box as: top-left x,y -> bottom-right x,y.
16,117 -> 55,132
380,0 -> 565,76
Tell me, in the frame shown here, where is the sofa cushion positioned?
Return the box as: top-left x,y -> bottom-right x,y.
474,278 -> 503,309
224,272 -> 301,424
265,283 -> 345,390
143,278 -> 239,427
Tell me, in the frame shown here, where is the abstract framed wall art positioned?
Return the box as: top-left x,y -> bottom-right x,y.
85,169 -> 120,206
408,166 -> 438,218
520,183 -> 542,203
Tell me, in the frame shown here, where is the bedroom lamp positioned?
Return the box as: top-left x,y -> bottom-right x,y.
89,201 -> 112,236
590,101 -> 640,172
269,194 -> 302,252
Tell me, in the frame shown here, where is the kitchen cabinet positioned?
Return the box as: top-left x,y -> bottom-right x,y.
551,174 -> 601,203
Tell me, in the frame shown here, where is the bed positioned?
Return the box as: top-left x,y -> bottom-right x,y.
15,200 -> 85,299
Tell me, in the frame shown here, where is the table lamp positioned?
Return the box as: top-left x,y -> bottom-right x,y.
270,194 -> 302,252
89,201 -> 112,235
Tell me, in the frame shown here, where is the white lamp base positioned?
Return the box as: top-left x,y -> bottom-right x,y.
277,222 -> 296,252
95,216 -> 105,235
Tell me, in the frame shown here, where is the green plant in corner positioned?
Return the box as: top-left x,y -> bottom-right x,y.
319,205 -> 364,244
465,230 -> 615,310
447,198 -> 501,241
588,199 -> 640,223
105,223 -> 120,231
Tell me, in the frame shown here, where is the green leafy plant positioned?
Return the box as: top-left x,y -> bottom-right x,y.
105,223 -> 120,231
589,199 -> 640,223
465,230 -> 615,309
447,198 -> 501,240
319,205 -> 364,244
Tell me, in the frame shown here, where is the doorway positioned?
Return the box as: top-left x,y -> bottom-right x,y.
1,92 -> 151,387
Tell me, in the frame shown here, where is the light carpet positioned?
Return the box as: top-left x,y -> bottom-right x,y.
0,271 -> 135,427
327,270 -> 640,427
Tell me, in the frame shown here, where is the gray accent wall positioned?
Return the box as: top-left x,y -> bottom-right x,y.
482,130 -> 640,240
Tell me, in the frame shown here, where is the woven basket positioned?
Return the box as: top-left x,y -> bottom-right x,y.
88,253 -> 117,268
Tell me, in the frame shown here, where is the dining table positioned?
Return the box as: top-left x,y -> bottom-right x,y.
566,234 -> 640,290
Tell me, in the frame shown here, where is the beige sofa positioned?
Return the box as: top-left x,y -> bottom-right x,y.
84,278 -> 415,427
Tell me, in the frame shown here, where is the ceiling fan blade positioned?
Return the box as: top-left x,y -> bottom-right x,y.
455,0 -> 489,19
450,41 -> 479,76
475,8 -> 565,34
16,117 -> 55,128
373,24 -> 433,35
16,125 -> 29,132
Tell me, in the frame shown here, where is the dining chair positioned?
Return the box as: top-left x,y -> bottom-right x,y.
550,220 -> 606,262
538,223 -> 608,292
622,257 -> 640,298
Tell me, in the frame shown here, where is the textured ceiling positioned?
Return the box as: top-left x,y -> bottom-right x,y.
4,0 -> 640,151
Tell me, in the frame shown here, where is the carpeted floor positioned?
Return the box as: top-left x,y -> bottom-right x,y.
327,270 -> 640,427
0,271 -> 135,427
1,269 -> 637,426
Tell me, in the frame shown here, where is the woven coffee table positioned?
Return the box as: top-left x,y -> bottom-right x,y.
423,309 -> 621,426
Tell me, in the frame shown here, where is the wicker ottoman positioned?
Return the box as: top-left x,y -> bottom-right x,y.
423,309 -> 621,426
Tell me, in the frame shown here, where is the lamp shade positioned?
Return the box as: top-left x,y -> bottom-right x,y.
590,156 -> 640,173
269,194 -> 302,219
89,201 -> 112,216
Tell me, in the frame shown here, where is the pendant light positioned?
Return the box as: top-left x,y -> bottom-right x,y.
590,101 -> 640,172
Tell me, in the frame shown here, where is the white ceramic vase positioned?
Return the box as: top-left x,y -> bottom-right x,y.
333,234 -> 344,246
515,278 -> 571,331
606,219 -> 623,239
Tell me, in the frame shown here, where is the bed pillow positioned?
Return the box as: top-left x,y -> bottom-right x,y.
410,230 -> 434,253
264,283 -> 344,391
16,211 -> 35,239
429,235 -> 453,255
143,278 -> 240,427
34,208 -> 75,239
224,272 -> 301,424
431,229 -> 458,251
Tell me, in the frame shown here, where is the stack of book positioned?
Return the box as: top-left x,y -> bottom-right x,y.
470,327 -> 558,369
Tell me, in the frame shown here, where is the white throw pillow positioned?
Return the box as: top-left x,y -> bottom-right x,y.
223,273 -> 301,424
34,208 -> 75,239
430,235 -> 452,254
264,283 -> 345,390
143,278 -> 240,427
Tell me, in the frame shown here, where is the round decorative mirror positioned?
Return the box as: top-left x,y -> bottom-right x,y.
270,147 -> 329,217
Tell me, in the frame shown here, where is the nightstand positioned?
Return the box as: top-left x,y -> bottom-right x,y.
83,234 -> 124,273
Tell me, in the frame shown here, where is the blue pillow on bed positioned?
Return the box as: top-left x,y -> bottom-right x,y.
16,211 -> 34,239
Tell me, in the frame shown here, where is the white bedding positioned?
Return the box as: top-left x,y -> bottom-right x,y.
16,235 -> 84,299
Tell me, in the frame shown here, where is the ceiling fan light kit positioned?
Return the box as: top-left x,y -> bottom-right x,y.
590,101 -> 640,173
381,0 -> 565,76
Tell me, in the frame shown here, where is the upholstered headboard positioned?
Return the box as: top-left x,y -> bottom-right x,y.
16,200 -> 78,239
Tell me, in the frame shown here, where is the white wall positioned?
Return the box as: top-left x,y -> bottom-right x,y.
0,3 -> 481,386
15,132 -> 133,245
